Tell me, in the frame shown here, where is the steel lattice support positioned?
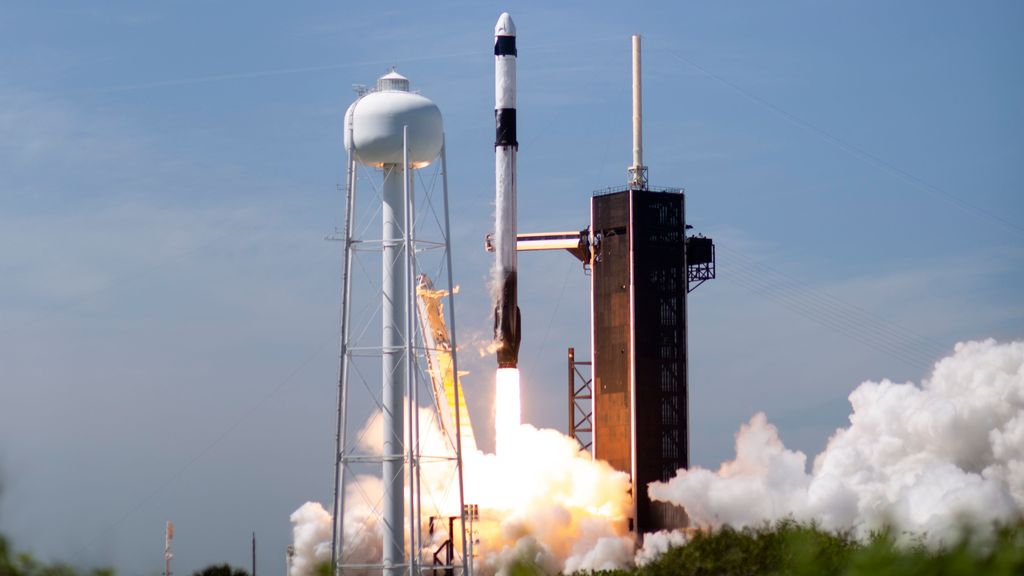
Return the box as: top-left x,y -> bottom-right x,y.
331,130 -> 469,576
567,347 -> 593,453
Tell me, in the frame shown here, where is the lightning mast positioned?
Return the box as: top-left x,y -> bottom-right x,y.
164,521 -> 173,576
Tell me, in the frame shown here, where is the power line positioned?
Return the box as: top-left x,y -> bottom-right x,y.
714,246 -> 947,368
80,37 -> 621,94
74,332 -> 336,557
718,245 -> 950,358
653,41 -> 1024,238
523,259 -> 576,385
721,271 -> 936,368
0,214 -> 271,338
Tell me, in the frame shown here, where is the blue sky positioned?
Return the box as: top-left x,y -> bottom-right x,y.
1,1 -> 1022,575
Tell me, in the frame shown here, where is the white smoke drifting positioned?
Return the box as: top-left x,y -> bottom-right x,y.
289,502 -> 332,575
292,339 -> 1024,574
649,339 -> 1024,547
290,402 -> 634,576
464,424 -> 635,575
290,477 -> 385,576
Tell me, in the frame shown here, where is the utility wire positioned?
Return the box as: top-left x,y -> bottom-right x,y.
717,245 -> 950,359
721,271 -> 935,368
523,259 -> 576,385
719,263 -> 941,366
0,213 -> 273,338
81,37 -> 620,94
75,332 -> 337,557
715,248 -> 945,368
653,40 -> 1024,238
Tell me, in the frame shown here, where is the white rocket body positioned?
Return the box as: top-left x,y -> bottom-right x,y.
494,12 -> 521,368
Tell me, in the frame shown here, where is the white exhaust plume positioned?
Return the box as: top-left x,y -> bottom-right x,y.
289,502 -> 332,576
290,403 -> 634,576
634,530 -> 688,567
293,339 -> 1023,573
649,339 -> 1024,548
464,424 -> 635,575
290,477 -> 385,574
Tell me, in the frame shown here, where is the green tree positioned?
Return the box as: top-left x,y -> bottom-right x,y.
0,532 -> 114,576
191,564 -> 249,576
579,520 -> 1024,576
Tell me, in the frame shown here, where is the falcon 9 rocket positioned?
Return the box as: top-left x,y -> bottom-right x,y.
494,12 -> 521,369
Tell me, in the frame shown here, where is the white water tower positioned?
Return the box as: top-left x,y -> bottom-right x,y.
332,70 -> 469,576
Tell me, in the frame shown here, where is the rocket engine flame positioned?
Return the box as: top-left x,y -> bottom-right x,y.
495,368 -> 521,457
290,371 -> 634,576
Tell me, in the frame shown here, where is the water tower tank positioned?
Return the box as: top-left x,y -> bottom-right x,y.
345,71 -> 443,168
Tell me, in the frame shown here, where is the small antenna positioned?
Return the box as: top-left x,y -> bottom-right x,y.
164,521 -> 174,576
628,34 -> 648,190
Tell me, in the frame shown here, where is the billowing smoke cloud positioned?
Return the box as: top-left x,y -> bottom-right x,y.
290,475 -> 387,573
289,502 -> 331,576
649,339 -> 1024,547
292,339 -> 1024,574
464,425 -> 635,575
633,530 -> 688,567
289,408 -> 634,576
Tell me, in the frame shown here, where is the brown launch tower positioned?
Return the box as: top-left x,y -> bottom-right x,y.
576,35 -> 715,534
592,187 -> 689,532
588,185 -> 714,533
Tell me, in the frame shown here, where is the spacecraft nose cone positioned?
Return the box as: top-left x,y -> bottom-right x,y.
495,12 -> 516,36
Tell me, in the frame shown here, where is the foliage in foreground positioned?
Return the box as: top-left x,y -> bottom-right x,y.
0,533 -> 256,576
191,564 -> 249,576
0,534 -> 114,576
580,519 -> 1024,576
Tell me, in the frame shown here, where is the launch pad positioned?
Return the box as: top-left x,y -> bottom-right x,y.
505,35 -> 717,535
515,185 -> 716,535
329,17 -> 718,576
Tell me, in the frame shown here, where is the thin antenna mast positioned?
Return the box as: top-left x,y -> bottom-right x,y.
164,521 -> 174,576
628,34 -> 648,190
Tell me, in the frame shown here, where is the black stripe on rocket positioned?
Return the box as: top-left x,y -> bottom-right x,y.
494,32 -> 517,148
495,109 -> 517,148
495,35 -> 517,57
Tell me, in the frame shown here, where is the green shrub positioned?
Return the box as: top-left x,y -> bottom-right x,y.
0,533 -> 115,576
576,520 -> 1024,576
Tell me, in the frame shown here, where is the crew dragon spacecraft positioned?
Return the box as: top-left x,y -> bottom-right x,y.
493,12 -> 521,369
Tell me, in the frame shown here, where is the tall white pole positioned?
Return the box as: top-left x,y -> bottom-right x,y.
382,159 -> 406,576
403,126 -> 422,576
629,34 -> 648,190
632,35 -> 643,171
164,521 -> 173,576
